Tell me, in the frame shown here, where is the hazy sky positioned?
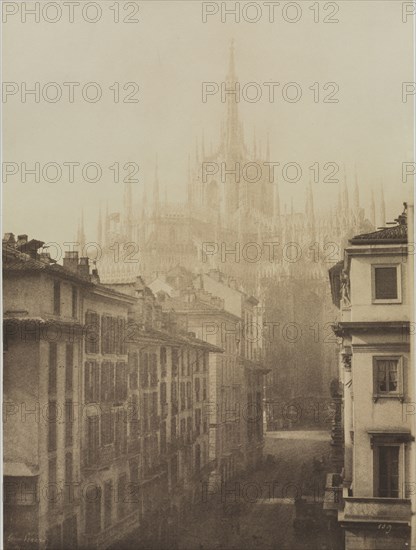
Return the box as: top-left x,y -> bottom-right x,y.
3,0 -> 414,246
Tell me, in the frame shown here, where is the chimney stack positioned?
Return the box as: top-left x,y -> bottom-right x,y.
39,252 -> 52,263
91,267 -> 100,284
77,257 -> 90,279
17,235 -> 28,247
63,251 -> 79,273
3,233 -> 16,245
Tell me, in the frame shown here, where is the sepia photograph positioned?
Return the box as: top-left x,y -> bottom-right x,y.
1,1 -> 415,549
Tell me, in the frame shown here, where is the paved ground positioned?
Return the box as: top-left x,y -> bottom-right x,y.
179,430 -> 343,550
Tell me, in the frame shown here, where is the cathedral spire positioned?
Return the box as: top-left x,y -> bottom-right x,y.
153,155 -> 160,216
370,188 -> 376,227
225,39 -> 241,158
342,165 -> 349,211
227,38 -> 236,80
123,177 -> 133,240
353,167 -> 360,211
141,179 -> 147,220
97,203 -> 102,244
305,177 -> 315,241
187,153 -> 193,207
201,132 -> 205,158
379,183 -> 386,227
77,209 -> 86,252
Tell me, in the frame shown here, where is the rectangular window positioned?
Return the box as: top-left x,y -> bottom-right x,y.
115,362 -> 127,403
378,446 -> 400,498
195,408 -> 201,435
104,481 -> 113,529
49,343 -> 57,396
118,474 -> 127,519
48,457 -> 57,509
171,416 -> 177,440
373,357 -> 403,399
101,411 -> 114,446
150,353 -> 158,386
172,349 -> 179,376
53,281 -> 61,315
85,361 -> 99,404
171,381 -> 178,415
48,401 -> 57,452
65,452 -> 73,503
129,353 -> 138,390
65,400 -> 73,447
87,416 -> 99,466
85,485 -> 101,534
85,311 -> 100,354
140,352 -> 149,388
66,344 -> 73,394
372,265 -> 401,303
129,394 -> 140,439
160,347 -> 167,377
195,377 -> 200,402
160,421 -> 167,454
101,361 -> 115,403
71,285 -> 77,318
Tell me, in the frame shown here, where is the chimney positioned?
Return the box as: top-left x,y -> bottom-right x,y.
91,267 -> 100,284
17,234 -> 28,247
3,233 -> 16,245
39,252 -> 52,263
63,251 -> 79,273
77,257 -> 90,279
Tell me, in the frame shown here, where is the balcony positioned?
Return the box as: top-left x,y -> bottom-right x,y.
341,497 -> 411,525
323,473 -> 343,514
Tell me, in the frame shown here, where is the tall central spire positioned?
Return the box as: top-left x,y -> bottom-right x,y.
153,155 -> 160,216
225,39 -> 242,158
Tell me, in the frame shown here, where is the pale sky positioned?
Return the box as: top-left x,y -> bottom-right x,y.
3,0 -> 414,246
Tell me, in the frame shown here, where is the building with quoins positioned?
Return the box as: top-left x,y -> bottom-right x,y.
326,204 -> 415,549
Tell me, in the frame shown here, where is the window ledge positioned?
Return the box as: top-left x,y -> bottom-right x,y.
372,299 -> 402,305
373,394 -> 405,403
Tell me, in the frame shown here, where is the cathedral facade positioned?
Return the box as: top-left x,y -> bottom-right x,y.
79,44 -> 384,420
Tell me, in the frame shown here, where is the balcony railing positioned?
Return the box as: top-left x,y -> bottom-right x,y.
323,473 -> 343,513
342,497 -> 411,524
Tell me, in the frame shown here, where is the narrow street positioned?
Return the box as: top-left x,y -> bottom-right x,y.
179,430 -> 343,550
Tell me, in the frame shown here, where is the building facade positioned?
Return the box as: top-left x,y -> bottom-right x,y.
149,267 -> 268,484
3,236 -> 222,550
327,205 -> 415,549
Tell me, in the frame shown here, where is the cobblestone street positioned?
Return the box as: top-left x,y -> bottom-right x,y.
178,430 -> 343,550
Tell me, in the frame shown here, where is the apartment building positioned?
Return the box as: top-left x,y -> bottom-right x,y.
2,235 -> 136,549
105,276 -> 221,548
327,205 -> 415,549
150,267 -> 268,484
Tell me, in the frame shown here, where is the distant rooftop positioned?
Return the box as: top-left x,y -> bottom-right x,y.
349,203 -> 407,245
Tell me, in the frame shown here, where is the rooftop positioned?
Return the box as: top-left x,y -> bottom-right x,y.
349,204 -> 408,245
